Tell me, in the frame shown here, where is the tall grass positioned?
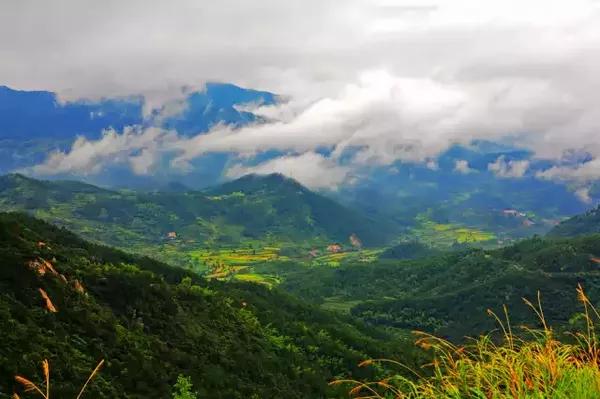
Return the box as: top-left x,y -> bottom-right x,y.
13,359 -> 104,399
335,285 -> 600,399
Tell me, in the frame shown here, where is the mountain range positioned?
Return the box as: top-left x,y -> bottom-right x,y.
1,171 -> 600,396
0,83 -> 275,183
0,173 -> 396,268
0,83 -> 274,141
4,2 -> 600,396
2,81 -> 600,397
1,83 -> 597,208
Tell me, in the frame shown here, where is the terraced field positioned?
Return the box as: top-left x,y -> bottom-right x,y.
191,246 -> 286,267
310,249 -> 382,266
410,215 -> 496,248
188,244 -> 290,285
234,273 -> 281,288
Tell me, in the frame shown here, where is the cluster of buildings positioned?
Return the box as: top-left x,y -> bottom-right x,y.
309,234 -> 362,258
502,208 -> 536,227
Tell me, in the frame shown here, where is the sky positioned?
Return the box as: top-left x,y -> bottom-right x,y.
2,0 -> 600,189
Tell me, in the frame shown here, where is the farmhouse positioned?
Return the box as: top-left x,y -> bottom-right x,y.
327,243 -> 342,253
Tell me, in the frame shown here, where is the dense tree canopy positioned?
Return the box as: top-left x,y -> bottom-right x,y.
0,212 -> 421,398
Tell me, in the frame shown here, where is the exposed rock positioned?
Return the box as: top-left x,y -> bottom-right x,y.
27,258 -> 59,277
38,288 -> 57,313
72,279 -> 86,294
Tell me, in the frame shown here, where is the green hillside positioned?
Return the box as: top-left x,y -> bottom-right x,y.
0,212 -> 423,398
265,234 -> 600,340
2,179 -> 600,396
0,173 -> 396,268
549,205 -> 600,237
205,173 -> 397,246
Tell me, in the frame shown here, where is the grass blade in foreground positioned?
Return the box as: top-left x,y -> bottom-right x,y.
338,286 -> 600,399
14,359 -> 104,399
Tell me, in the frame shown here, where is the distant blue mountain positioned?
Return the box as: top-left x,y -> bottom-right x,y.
0,82 -> 276,141
437,142 -> 532,171
161,83 -> 276,134
0,85 -> 143,140
0,83 -> 594,222
0,83 -> 277,175
334,143 -> 590,239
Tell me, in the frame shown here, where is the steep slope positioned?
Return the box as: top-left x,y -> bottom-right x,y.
0,212 -> 421,398
0,174 -> 395,265
549,205 -> 600,237
207,173 -> 398,246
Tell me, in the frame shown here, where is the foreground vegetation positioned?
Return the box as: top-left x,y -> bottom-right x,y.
12,358 -> 104,399
341,288 -> 600,398
0,213 -> 422,398
265,233 -> 600,340
3,174 -> 600,397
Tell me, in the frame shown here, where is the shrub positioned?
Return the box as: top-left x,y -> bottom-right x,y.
336,286 -> 600,399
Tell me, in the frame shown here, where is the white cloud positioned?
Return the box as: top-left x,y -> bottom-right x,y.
536,160 -> 600,202
29,67 -> 600,185
142,85 -> 201,120
226,152 -> 351,190
454,159 -> 474,174
575,186 -> 593,204
3,0 -> 599,101
488,156 -> 529,178
129,148 -> 158,175
3,0 -> 600,187
32,127 -> 179,176
426,160 -> 439,171
536,158 -> 600,183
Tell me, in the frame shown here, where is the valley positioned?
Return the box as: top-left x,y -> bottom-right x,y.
0,82 -> 599,399
1,172 -> 597,326
1,173 -> 600,397
0,212 -> 429,398
4,2 -> 600,396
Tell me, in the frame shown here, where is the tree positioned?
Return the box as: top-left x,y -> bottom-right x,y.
172,375 -> 198,399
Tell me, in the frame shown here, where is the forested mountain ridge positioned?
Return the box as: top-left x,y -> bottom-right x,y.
549,205 -> 600,237
0,212 -> 422,398
271,234 -> 600,340
0,173 -> 396,266
4,173 -> 599,343
206,173 -> 398,246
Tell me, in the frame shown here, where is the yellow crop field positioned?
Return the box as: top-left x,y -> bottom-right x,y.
234,273 -> 280,288
413,219 -> 496,246
191,246 -> 283,267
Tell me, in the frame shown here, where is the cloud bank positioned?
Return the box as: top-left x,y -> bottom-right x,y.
488,156 -> 530,178
226,152 -> 352,189
4,0 -> 600,189
454,160 -> 474,174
